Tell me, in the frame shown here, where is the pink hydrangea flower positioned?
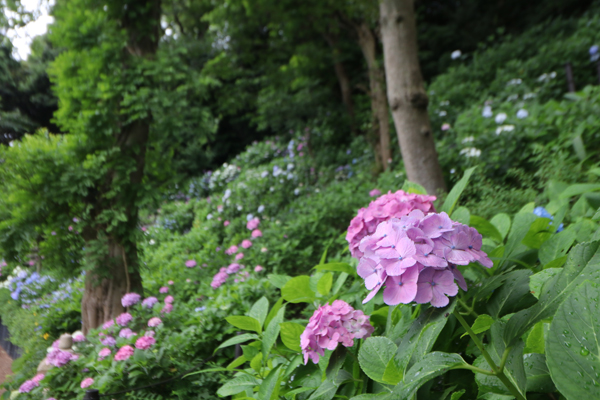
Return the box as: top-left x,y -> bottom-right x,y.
246,218 -> 260,230
135,336 -> 156,350
47,348 -> 78,367
254,265 -> 264,272
116,312 -> 133,326
159,286 -> 168,293
241,239 -> 252,249
32,374 -> 45,384
72,332 -> 85,342
114,345 -> 135,361
441,123 -> 451,131
185,259 -> 197,268
164,295 -> 174,304
224,220 -> 230,226
142,296 -> 158,308
369,189 -> 381,197
100,336 -> 116,347
168,280 -> 174,285
161,303 -> 173,314
235,253 -> 244,260
81,377 -> 94,388
211,268 -> 228,288
98,347 -> 112,360
19,380 -> 38,393
225,245 -> 238,255
355,211 -> 492,307
102,319 -> 114,330
121,293 -> 141,307
301,300 -> 374,365
251,229 -> 262,238
148,317 -> 162,327
226,263 -> 241,274
145,330 -> 155,337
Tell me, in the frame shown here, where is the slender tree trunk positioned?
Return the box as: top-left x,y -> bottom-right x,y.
379,0 -> 446,194
81,0 -> 161,334
355,22 -> 392,171
322,33 -> 356,135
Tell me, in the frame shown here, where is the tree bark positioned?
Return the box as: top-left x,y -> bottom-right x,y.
81,0 -> 161,334
355,22 -> 392,171
379,0 -> 446,194
322,32 -> 356,135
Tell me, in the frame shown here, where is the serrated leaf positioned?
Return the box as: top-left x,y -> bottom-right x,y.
317,272 -> 333,296
538,226 -> 576,266
281,276 -> 316,303
529,268 -> 561,299
279,322 -> 304,352
226,316 -> 262,334
440,166 -> 476,216
258,364 -> 282,400
358,337 -> 400,384
546,281 -> 600,397
487,269 -> 535,318
307,379 -> 337,400
524,353 -> 555,393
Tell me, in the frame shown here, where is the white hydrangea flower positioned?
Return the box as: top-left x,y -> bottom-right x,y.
451,50 -> 461,59
482,106 -> 493,118
257,205 -> 265,213
516,109 -> 529,119
461,136 -> 475,143
459,147 -> 482,158
495,125 -> 515,135
495,113 -> 507,124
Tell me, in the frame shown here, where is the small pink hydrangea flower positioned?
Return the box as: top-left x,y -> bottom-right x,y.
185,259 -> 197,268
254,265 -> 264,272
142,296 -> 158,308
441,123 -> 451,131
114,345 -> 135,361
119,328 -> 136,339
251,229 -> 262,238
116,312 -> 133,326
32,374 -> 45,384
81,378 -> 94,389
246,218 -> 260,230
72,332 -> 85,342
300,300 -> 374,365
135,336 -> 156,350
235,253 -> 244,260
161,303 -> 173,314
102,319 -> 115,330
159,286 -> 168,293
121,293 -> 141,307
211,268 -> 228,289
224,220 -> 230,226
226,263 -> 241,274
98,347 -> 111,360
369,189 -> 381,197
19,380 -> 38,393
241,239 -> 252,249
100,336 -> 116,347
148,317 -> 162,327
225,245 -> 239,255
168,280 -> 174,285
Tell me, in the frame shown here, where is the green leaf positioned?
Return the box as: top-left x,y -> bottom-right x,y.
349,394 -> 391,400
487,270 -> 534,318
331,272 -> 349,296
307,379 -> 337,400
529,268 -> 561,299
559,183 -> 600,198
524,321 -> 545,354
262,305 -> 286,361
521,218 -> 553,249
392,352 -> 467,398
217,374 -> 260,396
248,296 -> 269,328
317,272 -> 333,296
450,390 -> 466,400
226,316 -> 262,334
490,213 -> 511,241
250,352 -> 263,372
524,353 -> 555,393
313,262 -> 357,277
265,297 -> 284,329
279,322 -> 304,352
358,337 -> 401,385
401,180 -> 428,195
538,226 -> 576,266
451,206 -> 470,225
546,281 -> 600,397
216,333 -> 260,351
226,355 -> 247,370
440,166 -> 476,216
502,211 -> 537,266
504,241 -> 600,346
461,314 -> 494,338
257,364 -> 282,400
268,274 -> 292,289
470,215 -> 503,243
281,276 -> 316,303
543,255 -> 567,269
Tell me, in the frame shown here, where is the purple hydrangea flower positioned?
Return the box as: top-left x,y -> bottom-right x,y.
116,312 -> 133,326
118,328 -> 136,339
142,296 -> 158,308
121,293 -> 141,307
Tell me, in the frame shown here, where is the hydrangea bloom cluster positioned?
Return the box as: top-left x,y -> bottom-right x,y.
142,296 -> 158,308
119,328 -> 136,338
148,317 -> 162,327
121,292 -> 141,307
300,300 -> 374,364
98,348 -> 111,360
116,312 -> 133,326
47,348 -> 78,367
185,259 -> 197,268
346,190 -> 436,258
211,268 -> 228,288
81,377 -> 94,388
355,210 -> 492,308
135,336 -> 156,350
114,345 -> 134,361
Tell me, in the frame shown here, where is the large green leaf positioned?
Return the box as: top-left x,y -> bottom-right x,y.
440,166 -> 476,216
559,183 -> 600,198
281,276 -> 316,303
524,353 -> 555,393
521,218 -> 554,249
538,226 -> 576,266
501,211 -> 537,268
528,268 -> 561,299
313,262 -> 357,276
546,281 -> 600,398
307,379 -> 338,400
248,296 -> 269,328
461,314 -> 494,338
487,270 -> 534,318
504,241 -> 600,346
268,274 -> 292,288
358,337 -> 402,385
226,316 -> 262,334
470,215 -> 503,243
317,272 -> 333,296
217,374 -> 260,396
490,213 -> 511,241
279,322 -> 305,352
258,365 -> 282,400
262,305 -> 286,361
216,333 -> 260,351
392,352 -> 467,398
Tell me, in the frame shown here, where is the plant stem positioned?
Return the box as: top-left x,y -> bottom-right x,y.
458,298 -> 479,318
453,309 -> 527,400
456,363 -> 495,376
498,347 -> 510,372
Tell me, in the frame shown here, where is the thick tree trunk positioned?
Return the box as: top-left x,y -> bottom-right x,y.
355,23 -> 392,171
322,33 -> 356,135
379,0 -> 446,194
81,0 -> 161,333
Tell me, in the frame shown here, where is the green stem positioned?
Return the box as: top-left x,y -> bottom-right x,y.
455,364 -> 495,376
498,347 -> 510,372
458,298 -> 479,318
453,310 -> 527,400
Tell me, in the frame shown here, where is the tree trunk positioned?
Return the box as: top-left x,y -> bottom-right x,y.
355,22 -> 392,171
80,0 -> 161,334
379,0 -> 446,194
322,32 -> 356,135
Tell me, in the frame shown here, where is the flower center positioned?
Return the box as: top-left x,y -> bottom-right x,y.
431,282 -> 436,286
